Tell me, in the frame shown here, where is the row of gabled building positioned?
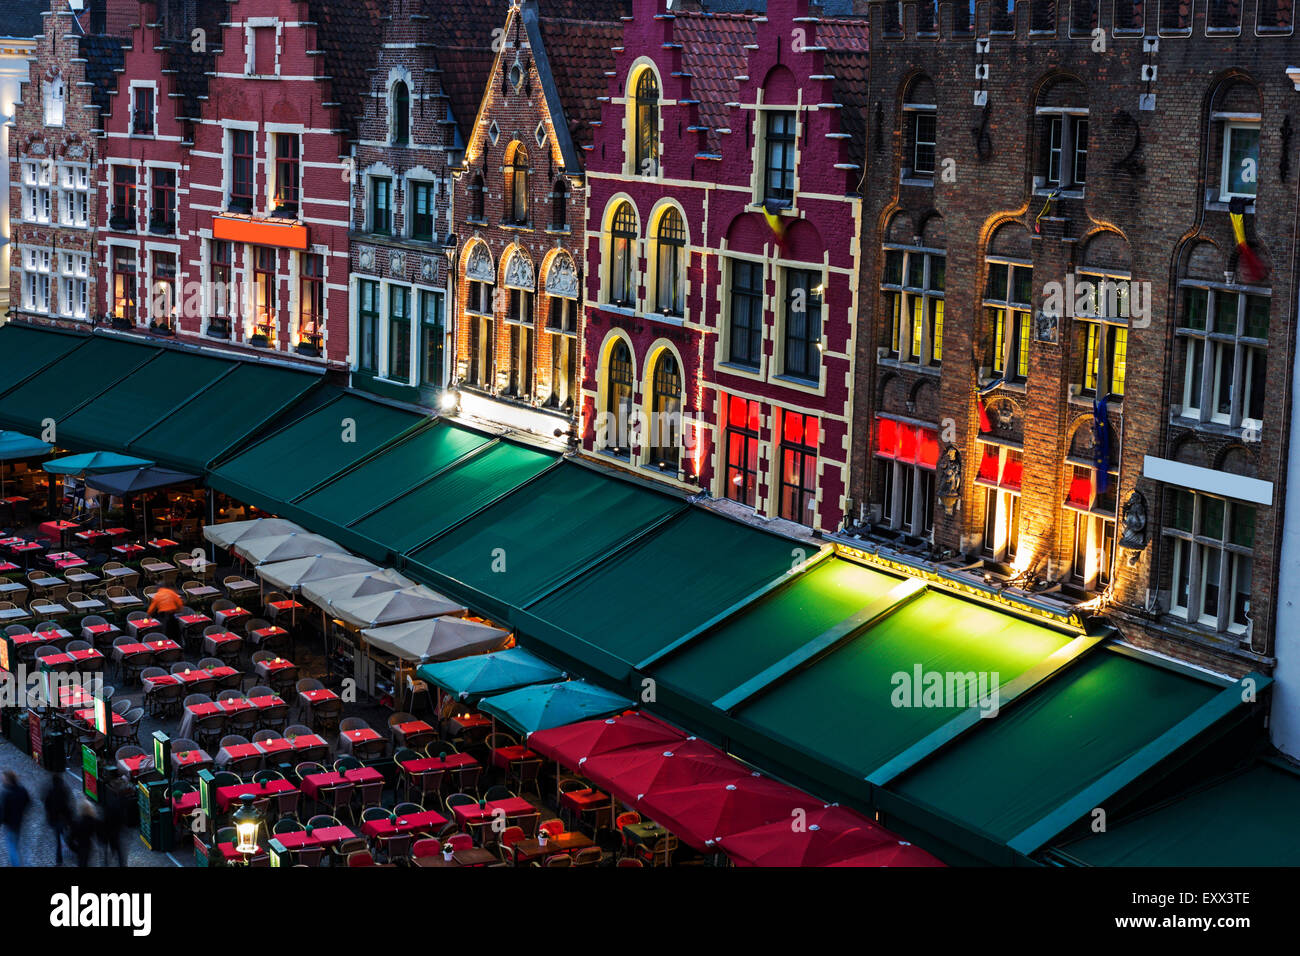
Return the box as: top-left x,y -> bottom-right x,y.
8,0 -> 1300,760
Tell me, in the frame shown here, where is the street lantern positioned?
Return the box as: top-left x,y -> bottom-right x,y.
232,793 -> 264,858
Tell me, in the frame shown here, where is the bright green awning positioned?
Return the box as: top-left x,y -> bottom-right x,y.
0,324 -> 82,385
211,392 -> 423,505
296,421 -> 493,529
528,508 -> 797,672
408,463 -> 684,607
651,558 -> 902,704
359,441 -> 555,554
732,590 -> 1072,780
129,362 -> 319,471
0,336 -> 157,432
478,680 -> 633,735
58,350 -> 232,450
890,651 -> 1220,845
1050,762 -> 1300,866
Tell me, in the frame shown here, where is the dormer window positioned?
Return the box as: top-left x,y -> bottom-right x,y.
633,70 -> 659,176
131,86 -> 154,135
44,73 -> 65,127
392,81 -> 410,145
763,111 -> 797,204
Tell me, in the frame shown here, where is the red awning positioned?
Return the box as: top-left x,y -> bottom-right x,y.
715,805 -> 946,867
1067,476 -> 1092,508
635,774 -> 809,850
581,737 -> 749,801
828,842 -> 947,867
527,712 -> 684,768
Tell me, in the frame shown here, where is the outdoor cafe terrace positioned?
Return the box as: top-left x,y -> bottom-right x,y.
0,322 -> 1295,868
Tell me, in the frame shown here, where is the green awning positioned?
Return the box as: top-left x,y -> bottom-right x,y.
129,362 -> 319,471
296,422 -> 493,529
478,680 -> 633,735
528,508 -> 797,672
0,431 -> 52,461
57,350 -> 233,450
651,557 -> 902,704
1050,762 -> 1300,866
43,451 -> 154,475
210,392 -> 423,506
408,463 -> 684,608
890,651 -> 1221,847
358,441 -> 555,554
731,590 -> 1072,781
0,324 -> 82,385
417,647 -> 565,703
0,336 -> 157,433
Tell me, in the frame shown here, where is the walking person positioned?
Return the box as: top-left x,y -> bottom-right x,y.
97,779 -> 128,867
43,771 -> 70,865
67,801 -> 97,867
148,584 -> 183,643
1,770 -> 31,867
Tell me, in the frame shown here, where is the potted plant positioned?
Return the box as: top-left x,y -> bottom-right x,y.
109,315 -> 131,331
250,329 -> 270,348
441,842 -> 454,862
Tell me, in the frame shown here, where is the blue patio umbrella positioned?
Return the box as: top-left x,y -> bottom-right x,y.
417,647 -> 565,703
42,451 -> 155,476
478,680 -> 634,736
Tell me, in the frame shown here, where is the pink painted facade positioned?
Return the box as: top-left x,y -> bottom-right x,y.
96,0 -> 371,368
582,0 -> 867,533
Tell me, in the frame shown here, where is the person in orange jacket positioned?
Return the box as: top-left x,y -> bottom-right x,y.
148,586 -> 183,642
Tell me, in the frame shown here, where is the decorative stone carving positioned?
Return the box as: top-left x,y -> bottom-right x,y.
1035,310 -> 1058,343
390,251 -> 406,275
465,242 -> 494,283
1119,490 -> 1148,559
937,447 -> 962,516
546,253 -> 579,299
357,246 -> 375,271
504,249 -> 535,290
420,256 -> 438,282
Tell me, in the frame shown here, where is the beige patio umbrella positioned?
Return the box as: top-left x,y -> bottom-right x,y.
361,617 -> 511,664
331,585 -> 466,629
301,568 -> 415,612
255,553 -> 380,592
232,532 -> 349,566
203,517 -> 305,549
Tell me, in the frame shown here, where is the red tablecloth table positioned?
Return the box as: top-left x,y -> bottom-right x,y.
446,713 -> 492,735
72,707 -> 126,727
453,797 -> 536,825
491,744 -> 540,769
177,613 -> 212,627
361,809 -> 447,838
300,688 -> 337,704
254,734 -> 328,759
214,779 -> 297,813
560,788 -> 610,814
274,825 -> 357,850
400,753 -> 478,773
299,766 -> 384,801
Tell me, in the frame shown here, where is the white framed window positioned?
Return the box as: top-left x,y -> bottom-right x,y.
1165,488 -> 1254,634
59,252 -> 89,319
882,243 -> 945,366
1037,110 -> 1088,192
1176,284 -> 1268,429
902,105 -> 937,180
1218,121 -> 1260,202
58,163 -> 90,227
44,73 -> 65,127
21,161 -> 52,224
22,249 -> 52,314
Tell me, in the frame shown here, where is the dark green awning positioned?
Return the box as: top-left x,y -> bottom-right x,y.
889,651 -> 1222,848
296,421 -> 493,529
1049,761 -> 1300,866
210,392 -> 424,506
0,324 -> 82,385
650,557 -> 902,704
356,441 -> 555,555
58,350 -> 233,450
129,362 -> 319,471
528,508 -> 797,673
731,589 -> 1072,782
407,463 -> 684,609
0,335 -> 158,433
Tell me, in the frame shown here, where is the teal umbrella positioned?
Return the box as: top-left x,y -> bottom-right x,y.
42,452 -> 154,475
478,681 -> 633,736
0,431 -> 52,498
417,647 -> 564,703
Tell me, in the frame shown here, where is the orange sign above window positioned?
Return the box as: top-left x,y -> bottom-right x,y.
212,215 -> 309,250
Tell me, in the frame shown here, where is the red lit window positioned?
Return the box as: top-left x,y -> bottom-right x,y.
779,410 -> 819,525
726,396 -> 762,508
977,446 -> 1001,484
876,418 -> 898,457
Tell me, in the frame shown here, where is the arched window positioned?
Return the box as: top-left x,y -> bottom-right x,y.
609,202 -> 638,308
505,143 -> 529,224
649,351 -> 681,471
902,76 -> 936,183
606,340 -> 634,459
392,81 -> 410,145
881,214 -> 944,367
1035,78 -> 1088,192
634,70 -> 659,175
470,173 -> 485,220
44,73 -> 65,127
655,208 -> 686,317
552,178 -> 568,229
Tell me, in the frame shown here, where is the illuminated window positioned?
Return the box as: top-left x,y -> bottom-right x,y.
725,395 -> 762,509
984,258 -> 1032,383
633,70 -> 659,176
505,144 -> 529,225
779,411 -> 818,525
654,208 -> 686,317
604,340 -> 634,459
505,288 -> 533,398
112,247 -> 137,321
208,240 -> 233,337
882,242 -> 944,366
608,202 -> 638,308
875,418 -> 938,536
299,253 -> 323,350
254,247 -> 277,340
649,352 -> 682,472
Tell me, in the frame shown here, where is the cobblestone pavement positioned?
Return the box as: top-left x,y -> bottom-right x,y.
0,738 -> 185,868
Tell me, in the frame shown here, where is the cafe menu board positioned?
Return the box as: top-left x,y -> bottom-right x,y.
0,636 -> 9,672
152,731 -> 170,780
28,709 -> 42,765
93,695 -> 110,737
82,745 -> 99,802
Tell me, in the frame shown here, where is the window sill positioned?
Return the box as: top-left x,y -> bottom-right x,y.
645,311 -> 685,327
500,221 -> 534,232
465,217 -> 488,227
772,372 -> 822,391
1207,198 -> 1256,213
716,360 -> 764,378
1033,187 -> 1085,200
598,448 -> 632,464
545,226 -> 571,236
877,356 -> 941,377
900,175 -> 934,188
